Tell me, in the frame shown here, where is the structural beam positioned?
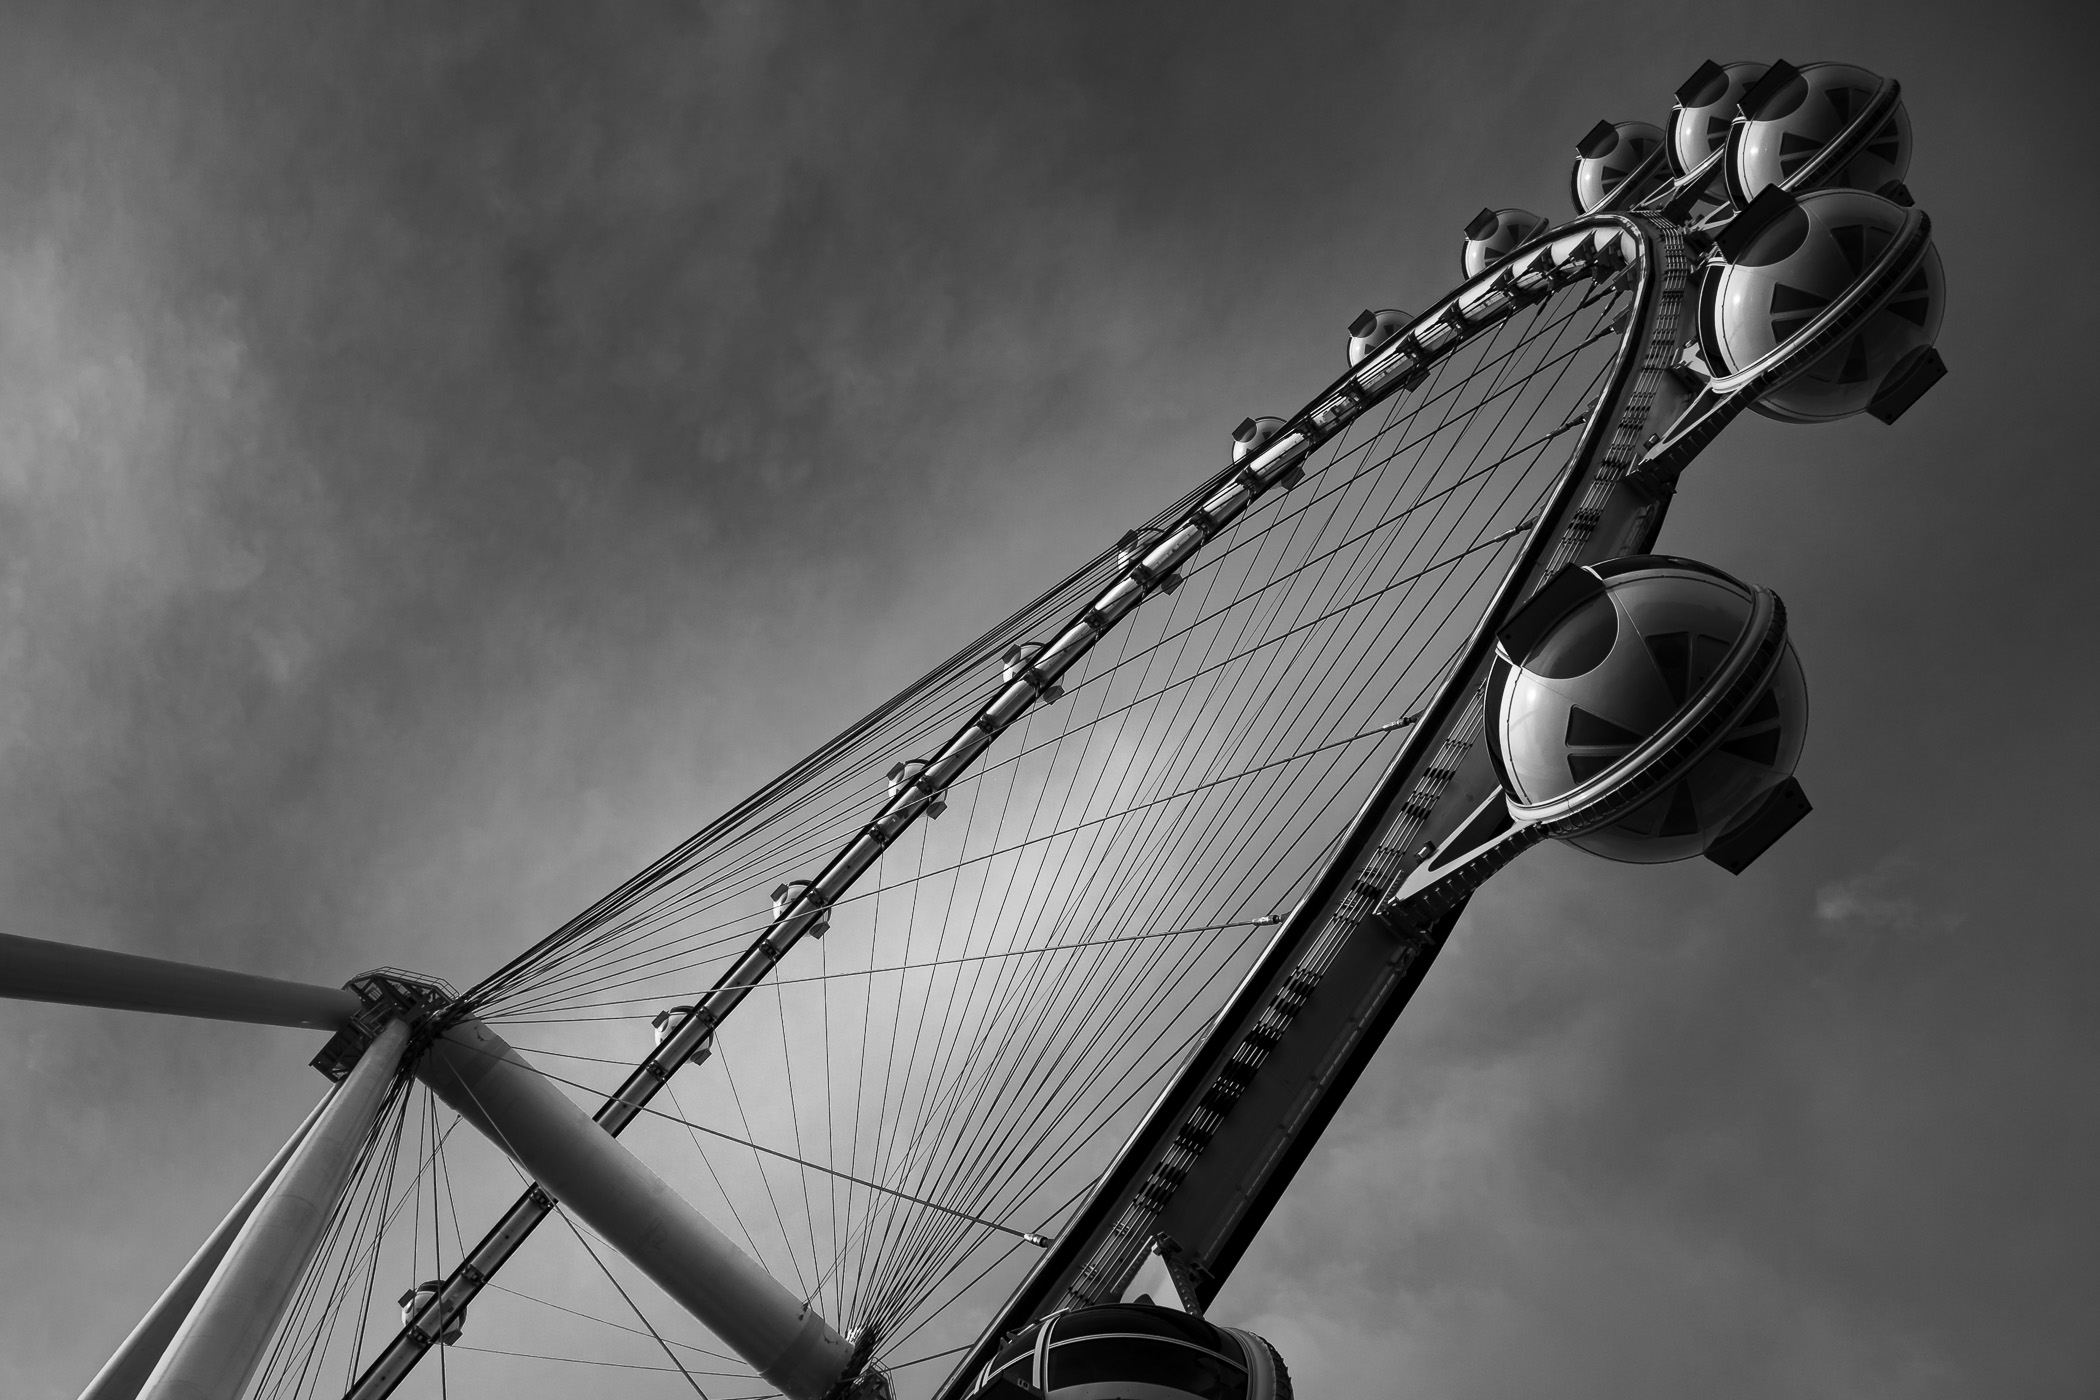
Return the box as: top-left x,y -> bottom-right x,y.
78,1094 -> 331,1400
0,931 -> 360,1030
416,1016 -> 856,1400
140,1018 -> 410,1400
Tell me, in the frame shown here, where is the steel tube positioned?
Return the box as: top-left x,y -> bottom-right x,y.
78,1094 -> 331,1400
140,1019 -> 410,1400
0,931 -> 360,1029
416,1016 -> 853,1400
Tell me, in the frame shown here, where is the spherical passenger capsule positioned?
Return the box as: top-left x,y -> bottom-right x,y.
649,1005 -> 714,1064
398,1281 -> 464,1344
1486,556 -> 1807,865
969,1303 -> 1290,1400
770,879 -> 831,939
651,1005 -> 695,1048
1231,415 -> 1303,490
1570,120 -> 1667,213
1348,308 -> 1413,366
1229,416 -> 1286,463
1669,59 -> 1769,175
1462,207 -> 1549,278
1001,642 -> 1063,703
1729,60 -> 1911,204
1698,187 -> 1945,422
1116,526 -> 1165,567
886,757 -> 948,818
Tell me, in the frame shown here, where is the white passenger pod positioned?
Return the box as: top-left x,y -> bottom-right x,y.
1486,555 -> 1809,870
886,758 -> 950,818
1727,60 -> 1912,206
1571,119 -> 1667,212
1229,416 -> 1301,490
771,879 -> 832,940
1461,207 -> 1549,278
650,1005 -> 715,1064
1347,308 -> 1413,367
966,1303 -> 1289,1400
1001,641 -> 1064,703
1669,60 -> 1770,184
1116,527 -> 1182,593
1699,186 -> 1945,423
397,1282 -> 463,1344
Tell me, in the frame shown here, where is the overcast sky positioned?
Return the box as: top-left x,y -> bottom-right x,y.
0,3 -> 2092,1397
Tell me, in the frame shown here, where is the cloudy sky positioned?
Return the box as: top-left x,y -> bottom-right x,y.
0,2 -> 2091,1397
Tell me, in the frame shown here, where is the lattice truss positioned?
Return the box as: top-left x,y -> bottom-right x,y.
243,264 -> 1637,1400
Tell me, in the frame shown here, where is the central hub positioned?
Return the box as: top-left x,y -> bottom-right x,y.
309,969 -> 456,1081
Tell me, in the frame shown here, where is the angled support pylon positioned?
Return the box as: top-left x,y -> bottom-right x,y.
139,1018 -> 411,1400
416,1016 -> 860,1400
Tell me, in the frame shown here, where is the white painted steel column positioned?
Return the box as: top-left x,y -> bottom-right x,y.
0,930 -> 361,1029
78,1094 -> 331,1400
417,1016 -> 855,1400
140,1019 -> 410,1400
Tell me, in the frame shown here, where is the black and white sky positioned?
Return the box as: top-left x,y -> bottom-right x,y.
0,2 -> 2092,1397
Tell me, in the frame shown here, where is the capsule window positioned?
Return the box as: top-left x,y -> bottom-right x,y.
1720,728 -> 1783,766
1865,116 -> 1903,163
1746,69 -> 1809,122
1768,281 -> 1833,342
1656,778 -> 1703,838
1886,265 -> 1932,326
1677,59 -> 1730,112
1738,204 -> 1813,268
1565,706 -> 1643,747
1645,631 -> 1733,707
1045,1337 -> 1248,1400
1524,594 -> 1619,680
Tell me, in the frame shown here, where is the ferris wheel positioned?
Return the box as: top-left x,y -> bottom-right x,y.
3,56 -> 1949,1400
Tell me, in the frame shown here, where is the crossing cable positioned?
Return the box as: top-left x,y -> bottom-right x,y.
476,344 -> 1579,1024
852,277 -> 1621,1334
469,324 -> 1607,1023
476,344 -> 1570,1334
869,287 -> 1621,1343
556,1206 -> 715,1399
344,219 -> 1637,1400
482,1280 -> 743,1365
491,457 -> 1542,1035
464,281 -> 1604,1020
489,919 -> 1285,1023
480,344 -> 1579,1343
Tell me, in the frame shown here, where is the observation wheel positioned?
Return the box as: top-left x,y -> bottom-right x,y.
2,56 -> 1949,1400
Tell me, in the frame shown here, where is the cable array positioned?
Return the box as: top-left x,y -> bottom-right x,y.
275,266 -> 1634,1400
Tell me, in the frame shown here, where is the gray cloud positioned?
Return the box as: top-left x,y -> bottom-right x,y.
1,2 -> 2093,1398
1816,855 -> 1964,935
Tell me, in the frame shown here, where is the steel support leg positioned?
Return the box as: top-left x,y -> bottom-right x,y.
416,1016 -> 855,1400
139,1018 -> 410,1400
77,1094 -> 331,1400
0,930 -> 360,1029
